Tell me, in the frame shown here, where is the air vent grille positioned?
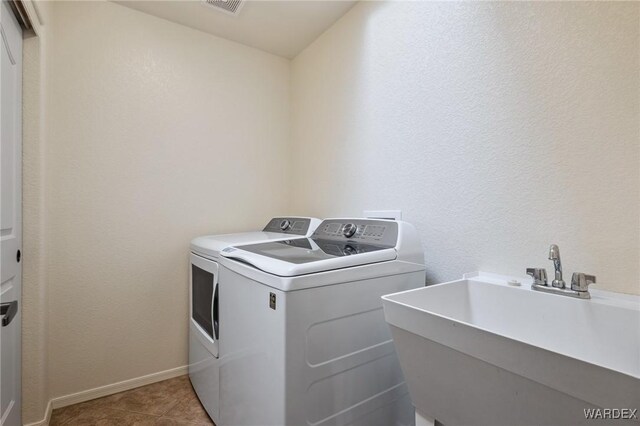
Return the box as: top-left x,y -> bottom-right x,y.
202,0 -> 244,16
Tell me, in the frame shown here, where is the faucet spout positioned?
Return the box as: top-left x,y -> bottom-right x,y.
548,244 -> 565,288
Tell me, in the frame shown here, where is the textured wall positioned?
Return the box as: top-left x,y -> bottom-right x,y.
290,1 -> 640,294
44,0 -> 290,400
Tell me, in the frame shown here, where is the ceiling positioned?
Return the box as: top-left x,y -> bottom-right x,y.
114,0 -> 357,58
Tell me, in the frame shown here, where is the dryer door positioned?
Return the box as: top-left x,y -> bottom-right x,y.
190,253 -> 219,358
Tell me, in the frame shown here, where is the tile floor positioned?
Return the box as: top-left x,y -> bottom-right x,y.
50,375 -> 215,425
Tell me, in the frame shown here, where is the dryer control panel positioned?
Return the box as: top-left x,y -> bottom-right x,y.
311,219 -> 399,247
263,217 -> 313,235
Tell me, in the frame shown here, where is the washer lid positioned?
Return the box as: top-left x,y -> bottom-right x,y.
220,238 -> 397,276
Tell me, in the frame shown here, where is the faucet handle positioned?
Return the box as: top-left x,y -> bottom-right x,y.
571,273 -> 596,292
526,268 -> 548,285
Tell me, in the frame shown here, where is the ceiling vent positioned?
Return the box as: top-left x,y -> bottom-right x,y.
202,0 -> 244,17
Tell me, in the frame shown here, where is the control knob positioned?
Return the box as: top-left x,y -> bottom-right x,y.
279,219 -> 291,231
343,223 -> 357,238
343,245 -> 357,256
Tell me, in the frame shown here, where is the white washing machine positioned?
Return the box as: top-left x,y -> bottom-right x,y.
217,218 -> 426,426
189,217 -> 321,423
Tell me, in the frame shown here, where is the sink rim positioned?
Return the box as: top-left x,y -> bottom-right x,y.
383,270 -> 640,312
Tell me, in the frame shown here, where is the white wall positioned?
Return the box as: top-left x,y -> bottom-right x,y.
291,1 -> 640,294
41,0 -> 290,405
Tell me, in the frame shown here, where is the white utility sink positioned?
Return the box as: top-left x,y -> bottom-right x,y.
382,272 -> 640,426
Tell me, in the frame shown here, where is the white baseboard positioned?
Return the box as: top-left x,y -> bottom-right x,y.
24,365 -> 188,425
52,365 -> 188,409
23,400 -> 52,426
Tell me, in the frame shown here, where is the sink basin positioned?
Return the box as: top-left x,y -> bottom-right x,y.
382,272 -> 640,425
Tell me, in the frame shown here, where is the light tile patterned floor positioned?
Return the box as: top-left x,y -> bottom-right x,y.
50,375 -> 215,425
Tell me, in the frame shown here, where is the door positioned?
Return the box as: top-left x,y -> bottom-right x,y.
190,253 -> 219,358
0,2 -> 22,425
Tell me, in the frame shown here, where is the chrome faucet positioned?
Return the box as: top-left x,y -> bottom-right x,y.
526,244 -> 595,299
548,244 -> 565,288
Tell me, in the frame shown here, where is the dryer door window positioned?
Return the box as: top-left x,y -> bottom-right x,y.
192,264 -> 214,339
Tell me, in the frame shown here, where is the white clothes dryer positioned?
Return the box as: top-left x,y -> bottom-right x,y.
189,217 -> 321,423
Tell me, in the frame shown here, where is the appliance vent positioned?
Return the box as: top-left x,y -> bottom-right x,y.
202,0 -> 244,16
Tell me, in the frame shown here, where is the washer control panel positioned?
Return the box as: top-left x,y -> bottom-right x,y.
312,219 -> 399,247
263,217 -> 312,235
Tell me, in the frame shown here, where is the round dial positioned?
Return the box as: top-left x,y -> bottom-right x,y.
279,219 -> 291,231
343,223 -> 357,238
343,245 -> 357,256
